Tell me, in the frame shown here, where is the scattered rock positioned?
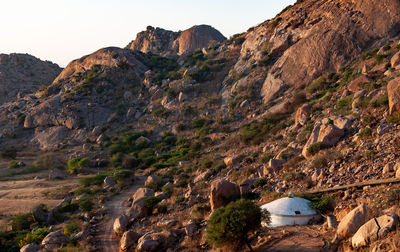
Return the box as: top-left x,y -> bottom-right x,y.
113,214 -> 130,236
145,175 -> 161,185
48,168 -> 66,180
387,77 -> 400,115
223,155 -> 243,167
120,230 -> 140,251
20,243 -> 39,252
391,51 -> 400,68
348,75 -> 372,93
41,231 -> 69,249
137,232 -> 161,252
352,214 -> 398,248
104,176 -> 116,190
377,124 -> 392,135
337,204 -> 368,239
133,188 -> 155,202
295,104 -> 311,127
185,222 -> 198,237
210,179 -> 240,211
269,159 -> 285,170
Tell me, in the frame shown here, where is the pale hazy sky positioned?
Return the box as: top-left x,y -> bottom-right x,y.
0,0 -> 295,67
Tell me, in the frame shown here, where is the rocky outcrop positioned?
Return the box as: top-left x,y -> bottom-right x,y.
233,0 -> 400,103
0,53 -> 61,104
113,214 -> 130,236
127,25 -> 226,56
137,232 -> 163,252
20,243 -> 39,252
352,214 -> 398,248
337,204 -> 368,239
210,179 -> 240,211
295,104 -> 311,127
387,77 -> 400,115
132,188 -> 154,202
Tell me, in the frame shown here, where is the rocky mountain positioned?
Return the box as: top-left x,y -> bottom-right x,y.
2,0 -> 400,251
0,53 -> 61,104
126,25 -> 226,56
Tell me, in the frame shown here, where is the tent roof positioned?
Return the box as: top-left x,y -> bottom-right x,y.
261,197 -> 318,216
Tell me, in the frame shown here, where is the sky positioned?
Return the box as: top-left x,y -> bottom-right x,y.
0,0 -> 295,67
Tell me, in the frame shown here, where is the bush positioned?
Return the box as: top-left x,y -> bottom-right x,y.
64,221 -> 80,236
297,193 -> 335,214
8,161 -> 18,168
387,112 -> 400,124
359,127 -> 372,138
157,205 -> 168,214
144,196 -> 162,213
261,153 -> 274,163
19,227 -> 50,247
10,213 -> 35,231
254,178 -> 268,188
307,142 -> 321,156
33,153 -> 62,170
79,174 -> 107,187
206,199 -> 269,251
1,147 -> 17,160
67,157 -> 90,174
336,97 -> 352,114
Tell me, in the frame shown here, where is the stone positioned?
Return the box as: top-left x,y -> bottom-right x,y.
135,136 -> 151,145
352,214 -> 398,248
312,169 -> 326,182
210,179 -> 240,211
348,75 -> 372,93
377,124 -> 392,135
223,155 -> 243,167
127,197 -> 149,218
136,232 -> 162,252
269,159 -> 285,170
337,204 -> 368,239
20,243 -> 39,252
240,99 -> 249,108
120,230 -> 140,251
383,162 -> 395,175
178,92 -> 188,102
396,168 -> 400,179
104,176 -> 116,190
261,74 -> 288,104
145,175 -> 161,185
41,231 -> 69,249
133,188 -> 155,202
113,214 -> 130,236
49,168 -> 66,180
387,77 -> 400,115
122,155 -> 138,169
32,207 -> 48,223
185,222 -> 198,237
156,219 -> 177,228
333,117 -> 352,130
391,51 -> 400,68
295,104 -> 311,127
371,62 -> 388,75
302,122 -> 344,159
239,178 -> 255,195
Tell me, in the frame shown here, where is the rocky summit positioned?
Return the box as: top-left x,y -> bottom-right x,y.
126,25 -> 226,56
2,0 -> 400,251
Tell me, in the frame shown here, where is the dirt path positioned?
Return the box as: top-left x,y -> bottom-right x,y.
94,176 -> 145,252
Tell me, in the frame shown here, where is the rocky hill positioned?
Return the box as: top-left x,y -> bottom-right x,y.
2,0 -> 400,251
0,53 -> 61,104
126,25 -> 226,56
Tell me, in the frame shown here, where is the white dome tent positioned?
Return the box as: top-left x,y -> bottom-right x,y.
261,193 -> 321,227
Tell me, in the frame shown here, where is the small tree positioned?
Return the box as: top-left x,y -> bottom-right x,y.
206,199 -> 269,251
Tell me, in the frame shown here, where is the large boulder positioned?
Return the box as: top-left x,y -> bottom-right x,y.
136,232 -> 162,252
302,122 -> 344,159
41,231 -> 69,249
387,77 -> 400,115
145,175 -> 161,185
352,214 -> 398,248
120,230 -> 140,251
127,197 -> 149,218
261,74 -> 288,104
223,155 -> 243,167
133,188 -> 155,202
113,214 -> 130,236
295,104 -> 311,127
337,204 -> 368,239
32,207 -> 48,223
20,243 -> 39,252
210,179 -> 240,211
348,75 -> 372,93
391,51 -> 400,68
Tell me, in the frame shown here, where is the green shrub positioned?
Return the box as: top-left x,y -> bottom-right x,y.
176,195 -> 185,203
77,196 -> 93,212
336,97 -> 352,114
79,174 -> 107,187
162,184 -> 174,195
387,112 -> 400,124
261,153 -> 274,163
8,161 -> 18,168
307,142 -> 321,156
144,181 -> 164,192
1,147 -> 17,160
19,227 -> 50,247
10,213 -> 35,231
254,178 -> 268,188
206,199 -> 269,251
144,196 -> 162,212
33,153 -> 62,169
359,127 -> 372,138
371,95 -> 388,107
157,205 -> 168,214
67,157 -> 89,174
64,221 -> 80,236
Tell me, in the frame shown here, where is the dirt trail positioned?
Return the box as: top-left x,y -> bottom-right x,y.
95,176 -> 145,252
